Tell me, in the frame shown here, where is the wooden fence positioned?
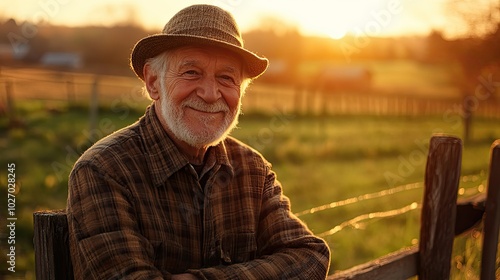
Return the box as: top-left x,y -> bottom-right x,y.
2,70 -> 500,118
33,135 -> 500,279
328,136 -> 499,279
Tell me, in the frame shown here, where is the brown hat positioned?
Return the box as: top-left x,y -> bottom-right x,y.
130,4 -> 268,80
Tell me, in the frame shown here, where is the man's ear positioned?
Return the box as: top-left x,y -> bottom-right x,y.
143,64 -> 160,100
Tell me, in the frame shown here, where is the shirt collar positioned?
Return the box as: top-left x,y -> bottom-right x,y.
139,104 -> 233,187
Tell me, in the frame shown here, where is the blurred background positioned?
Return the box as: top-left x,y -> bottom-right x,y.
1,0 -> 500,279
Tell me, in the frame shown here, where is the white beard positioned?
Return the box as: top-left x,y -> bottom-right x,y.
158,84 -> 241,149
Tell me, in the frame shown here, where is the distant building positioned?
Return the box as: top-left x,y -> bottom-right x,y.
40,52 -> 83,69
314,66 -> 372,93
258,59 -> 292,84
0,43 -> 30,61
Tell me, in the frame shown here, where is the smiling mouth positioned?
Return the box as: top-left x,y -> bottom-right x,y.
186,106 -> 225,114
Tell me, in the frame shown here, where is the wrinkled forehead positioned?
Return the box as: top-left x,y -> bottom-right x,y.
169,45 -> 245,74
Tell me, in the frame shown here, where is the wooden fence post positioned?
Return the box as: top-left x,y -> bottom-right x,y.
294,85 -> 302,115
89,76 -> 99,142
66,77 -> 75,107
5,79 -> 15,122
462,94 -> 473,143
33,210 -> 73,280
480,140 -> 500,280
419,135 -> 462,279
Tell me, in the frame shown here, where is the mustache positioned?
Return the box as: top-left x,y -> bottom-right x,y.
182,97 -> 229,113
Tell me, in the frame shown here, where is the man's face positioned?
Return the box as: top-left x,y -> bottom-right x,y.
156,46 -> 244,148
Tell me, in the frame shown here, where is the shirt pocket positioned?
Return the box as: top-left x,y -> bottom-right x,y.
152,240 -> 188,274
219,232 -> 257,264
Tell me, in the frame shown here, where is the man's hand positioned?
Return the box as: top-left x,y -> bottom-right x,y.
171,273 -> 198,280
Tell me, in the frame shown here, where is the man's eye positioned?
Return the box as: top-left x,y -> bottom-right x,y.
183,70 -> 200,76
220,75 -> 235,83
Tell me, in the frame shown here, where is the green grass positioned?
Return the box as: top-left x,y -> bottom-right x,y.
1,100 -> 499,278
300,59 -> 461,98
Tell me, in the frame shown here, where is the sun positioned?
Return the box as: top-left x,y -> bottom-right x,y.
327,28 -> 348,40
269,1 -> 391,40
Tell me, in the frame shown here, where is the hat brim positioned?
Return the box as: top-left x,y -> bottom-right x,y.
131,34 -> 269,80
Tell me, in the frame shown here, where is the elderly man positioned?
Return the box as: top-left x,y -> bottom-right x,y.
67,4 -> 330,280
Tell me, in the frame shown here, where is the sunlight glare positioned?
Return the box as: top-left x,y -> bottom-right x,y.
272,0 -> 389,39
328,28 -> 347,39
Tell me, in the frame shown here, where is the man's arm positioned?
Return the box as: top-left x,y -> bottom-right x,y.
187,169 -> 331,280
67,162 -> 168,280
171,274 -> 198,280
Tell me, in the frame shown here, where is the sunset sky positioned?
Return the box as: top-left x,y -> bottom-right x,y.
0,0 -> 493,39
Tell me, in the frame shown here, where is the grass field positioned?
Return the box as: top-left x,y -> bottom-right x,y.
1,98 -> 499,278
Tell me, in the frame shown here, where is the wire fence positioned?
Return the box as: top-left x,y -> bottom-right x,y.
295,182 -> 422,217
317,202 -> 421,238
296,172 -> 487,238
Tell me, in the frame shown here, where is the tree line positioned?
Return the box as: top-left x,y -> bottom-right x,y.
1,17 -> 498,86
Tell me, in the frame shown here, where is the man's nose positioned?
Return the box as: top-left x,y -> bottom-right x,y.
197,77 -> 221,103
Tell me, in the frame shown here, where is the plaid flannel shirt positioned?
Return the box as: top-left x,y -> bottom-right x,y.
67,104 -> 330,279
